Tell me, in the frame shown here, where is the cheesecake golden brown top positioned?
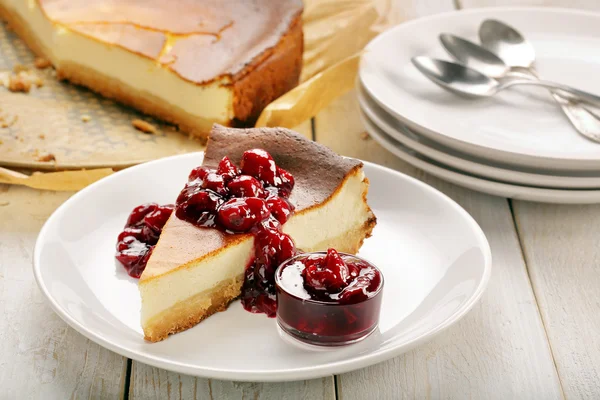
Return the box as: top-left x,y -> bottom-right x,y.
40,0 -> 303,85
141,125 -> 369,281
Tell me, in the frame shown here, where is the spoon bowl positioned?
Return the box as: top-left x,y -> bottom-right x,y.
439,33 -> 509,79
411,56 -> 600,107
479,19 -> 536,68
411,56 -> 499,98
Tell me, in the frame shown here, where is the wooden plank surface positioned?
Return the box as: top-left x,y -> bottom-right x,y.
315,90 -> 563,399
0,185 -> 127,399
513,203 -> 600,400
130,365 -> 335,400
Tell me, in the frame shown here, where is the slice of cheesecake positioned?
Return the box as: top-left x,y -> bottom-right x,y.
140,125 -> 377,342
0,0 -> 303,140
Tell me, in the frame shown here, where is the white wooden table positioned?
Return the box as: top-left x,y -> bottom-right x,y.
2,0 -> 600,398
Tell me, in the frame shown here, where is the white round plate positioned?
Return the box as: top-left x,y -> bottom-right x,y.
33,152 -> 491,381
361,114 -> 600,204
360,7 -> 600,171
357,84 -> 600,189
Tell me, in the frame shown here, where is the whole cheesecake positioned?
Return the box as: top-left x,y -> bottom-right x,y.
0,0 -> 304,140
138,125 -> 377,342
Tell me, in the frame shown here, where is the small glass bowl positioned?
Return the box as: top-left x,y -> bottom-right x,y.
275,252 -> 384,346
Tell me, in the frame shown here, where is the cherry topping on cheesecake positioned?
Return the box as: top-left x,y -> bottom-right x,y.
115,203 -> 174,278
174,149 -> 297,316
114,149 -> 297,316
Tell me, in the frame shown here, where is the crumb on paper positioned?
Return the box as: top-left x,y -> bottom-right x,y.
32,76 -> 44,87
0,114 -> 18,128
0,201 -> 9,207
132,119 -> 157,134
13,64 -> 29,73
8,74 -> 31,93
0,139 -> 3,145
38,134 -> 45,139
81,115 -> 91,122
360,131 -> 370,140
34,57 -> 52,69
19,71 -> 43,87
37,153 -> 56,162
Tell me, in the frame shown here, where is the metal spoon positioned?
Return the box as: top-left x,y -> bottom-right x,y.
440,33 -> 509,79
478,19 -> 600,141
411,56 -> 600,107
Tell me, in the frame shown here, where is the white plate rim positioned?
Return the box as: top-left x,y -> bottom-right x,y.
359,6 -> 600,171
361,114 -> 600,204
32,152 -> 492,381
357,85 -> 600,189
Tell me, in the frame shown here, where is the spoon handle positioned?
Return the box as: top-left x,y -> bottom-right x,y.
506,69 -> 600,143
500,79 -> 600,108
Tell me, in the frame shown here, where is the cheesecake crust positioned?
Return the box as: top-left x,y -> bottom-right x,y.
143,273 -> 244,342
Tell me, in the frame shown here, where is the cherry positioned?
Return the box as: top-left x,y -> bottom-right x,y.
115,240 -> 153,278
240,149 -> 277,185
126,203 -> 158,227
276,167 -> 295,198
217,197 -> 270,232
254,226 -> 296,270
140,205 -> 174,243
302,249 -> 350,293
188,166 -> 210,182
143,205 -> 174,233
227,175 -> 265,198
216,156 -> 240,181
266,197 -> 293,224
117,227 -> 144,243
176,190 -> 223,226
325,248 -> 350,282
202,173 -> 228,196
117,202 -> 175,277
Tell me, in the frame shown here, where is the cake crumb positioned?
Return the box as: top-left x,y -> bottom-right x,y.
34,57 -> 52,69
8,74 -> 31,93
37,153 -> 56,162
38,134 -> 45,139
132,119 -> 157,134
32,75 -> 44,87
0,139 -> 3,145
13,64 -> 29,73
0,201 -> 9,207
360,131 -> 370,140
81,115 -> 91,122
0,114 -> 18,128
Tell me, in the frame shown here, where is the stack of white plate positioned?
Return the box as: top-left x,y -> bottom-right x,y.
358,7 -> 600,204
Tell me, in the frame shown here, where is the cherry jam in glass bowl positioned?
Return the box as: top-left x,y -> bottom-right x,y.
275,249 -> 384,346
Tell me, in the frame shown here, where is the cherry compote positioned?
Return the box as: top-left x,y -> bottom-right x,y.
115,203 -> 174,278
174,149 -> 297,316
275,249 -> 383,346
